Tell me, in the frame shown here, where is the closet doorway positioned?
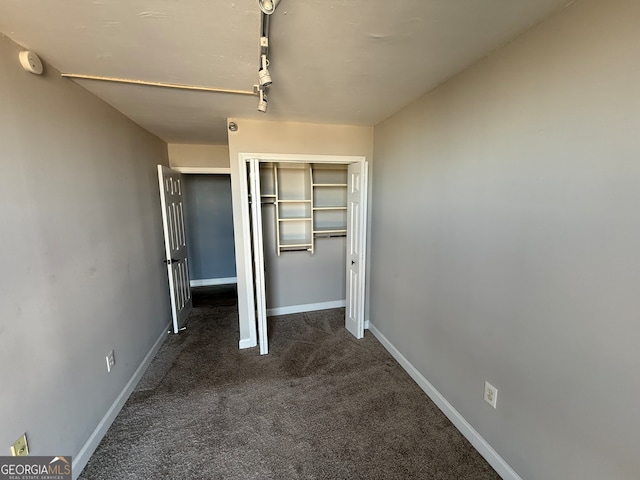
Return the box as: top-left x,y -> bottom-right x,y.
158,165 -> 235,334
239,154 -> 368,355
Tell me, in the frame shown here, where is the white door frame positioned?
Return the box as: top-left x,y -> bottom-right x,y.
172,167 -> 236,290
236,153 -> 367,350
248,159 -> 269,354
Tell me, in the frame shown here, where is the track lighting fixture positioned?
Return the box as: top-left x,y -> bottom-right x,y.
256,1 -> 277,113
258,55 -> 272,87
258,89 -> 268,113
258,0 -> 280,15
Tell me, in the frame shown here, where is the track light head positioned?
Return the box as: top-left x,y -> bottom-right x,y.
258,68 -> 272,87
258,89 -> 268,113
258,0 -> 280,15
258,55 -> 272,87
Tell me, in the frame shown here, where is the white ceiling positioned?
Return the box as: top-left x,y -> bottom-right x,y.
0,0 -> 573,144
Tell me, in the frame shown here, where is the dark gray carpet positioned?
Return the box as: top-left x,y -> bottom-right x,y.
79,286 -> 499,480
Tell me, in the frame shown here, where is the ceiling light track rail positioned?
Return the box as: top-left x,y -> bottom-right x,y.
257,12 -> 272,112
256,0 -> 282,112
60,73 -> 257,96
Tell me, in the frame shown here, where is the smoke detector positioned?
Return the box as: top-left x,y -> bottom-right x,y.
19,51 -> 43,75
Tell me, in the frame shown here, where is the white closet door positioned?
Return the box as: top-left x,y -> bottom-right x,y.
157,165 -> 193,334
345,161 -> 368,339
249,159 -> 269,354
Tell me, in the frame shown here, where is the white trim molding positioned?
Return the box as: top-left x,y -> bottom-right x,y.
367,322 -> 523,480
266,299 -> 346,317
190,277 -> 237,288
235,153 -> 367,350
238,337 -> 255,349
72,323 -> 170,479
239,152 -> 366,164
172,166 -> 231,175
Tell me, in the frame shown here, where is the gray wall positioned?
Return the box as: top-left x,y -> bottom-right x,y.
370,0 -> 640,479
0,33 -> 170,469
261,202 -> 346,310
183,175 -> 236,281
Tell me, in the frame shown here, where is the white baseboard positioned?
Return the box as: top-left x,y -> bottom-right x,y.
190,277 -> 237,288
367,322 -> 522,480
238,337 -> 256,349
266,299 -> 346,317
72,322 -> 171,479
364,320 -> 370,330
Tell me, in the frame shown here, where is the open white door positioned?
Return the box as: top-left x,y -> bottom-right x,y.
249,159 -> 269,355
158,165 -> 193,334
345,161 -> 368,339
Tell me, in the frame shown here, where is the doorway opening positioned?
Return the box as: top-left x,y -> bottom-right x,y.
158,166 -> 236,334
239,154 -> 369,355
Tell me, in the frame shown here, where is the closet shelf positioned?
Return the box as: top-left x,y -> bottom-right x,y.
313,227 -> 347,234
263,162 -> 349,255
279,217 -> 312,222
311,165 -> 348,252
280,239 -> 313,247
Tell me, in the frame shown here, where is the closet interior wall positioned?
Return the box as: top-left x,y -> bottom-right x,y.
183,174 -> 236,285
254,162 -> 347,313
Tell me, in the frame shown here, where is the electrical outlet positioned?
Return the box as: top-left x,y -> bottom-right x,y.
484,381 -> 498,408
10,433 -> 29,456
106,350 -> 115,372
